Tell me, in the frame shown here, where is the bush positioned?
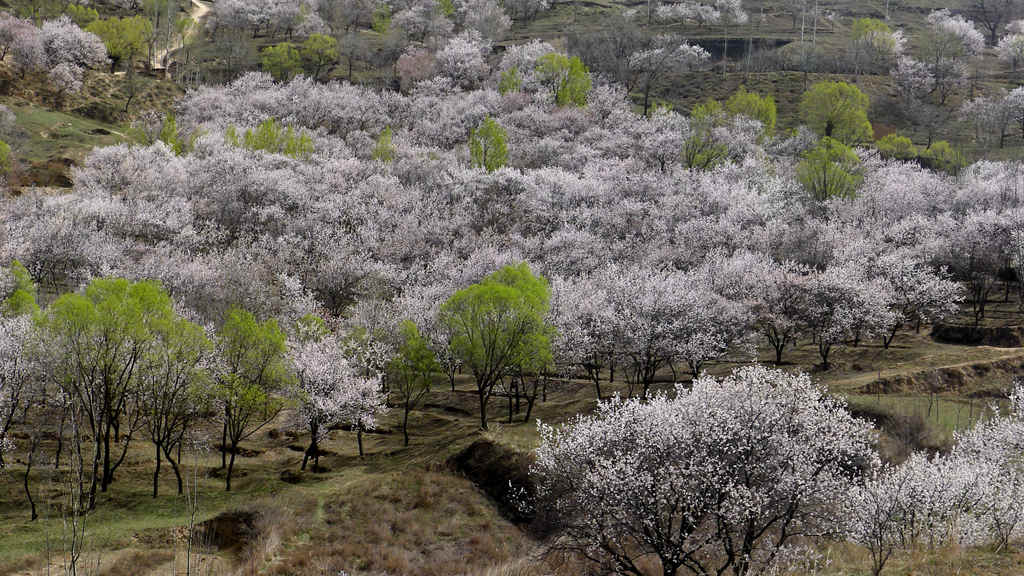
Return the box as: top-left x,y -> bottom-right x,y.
797,136 -> 863,201
876,133 -> 917,160
799,80 -> 873,145
725,86 -> 776,136
920,140 -> 965,175
469,117 -> 508,172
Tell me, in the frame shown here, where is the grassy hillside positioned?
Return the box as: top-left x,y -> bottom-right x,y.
0,64 -> 182,188
2,310 -> 1024,575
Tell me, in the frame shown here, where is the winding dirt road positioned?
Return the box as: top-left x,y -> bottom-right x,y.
151,0 -> 211,71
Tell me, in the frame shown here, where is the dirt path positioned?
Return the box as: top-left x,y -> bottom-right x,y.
151,0 -> 212,71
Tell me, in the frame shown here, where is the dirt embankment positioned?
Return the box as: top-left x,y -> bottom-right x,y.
931,323 -> 1024,348
448,439 -> 536,526
861,354 -> 1024,395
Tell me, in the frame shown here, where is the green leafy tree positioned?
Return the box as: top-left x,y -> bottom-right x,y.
139,315 -> 211,497
42,278 -> 176,509
498,66 -> 522,95
683,99 -> 728,170
158,113 -> 186,155
797,137 -> 863,201
0,140 -> 11,178
67,4 -> 99,27
230,118 -> 314,160
372,5 -> 391,34
87,16 -> 152,113
920,140 -> 966,175
262,42 -> 302,81
725,86 -> 777,136
799,81 -> 873,145
850,18 -> 900,75
87,16 -> 152,73
388,321 -> 440,446
876,133 -> 917,160
536,53 -> 591,107
373,126 -> 395,163
2,261 -> 38,317
691,98 -> 724,122
440,263 -> 553,430
214,307 -> 291,491
682,132 -> 728,170
300,33 -> 339,80
469,117 -> 508,172
439,0 -> 456,16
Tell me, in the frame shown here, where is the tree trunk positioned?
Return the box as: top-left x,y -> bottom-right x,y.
523,377 -> 540,423
163,444 -> 183,495
303,420 -> 318,470
225,446 -> 236,492
153,443 -> 161,498
101,418 -> 112,492
883,324 -> 899,349
357,426 -> 364,457
478,384 -> 489,430
220,419 -> 227,469
24,433 -> 38,521
54,407 -> 66,470
402,405 -> 411,447
507,380 -> 514,424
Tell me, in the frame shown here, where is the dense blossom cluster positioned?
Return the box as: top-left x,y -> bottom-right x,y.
0,14 -> 106,94
845,381 -> 1024,575
3,46 -> 1014,386
532,365 -> 877,576
534,367 -> 1024,576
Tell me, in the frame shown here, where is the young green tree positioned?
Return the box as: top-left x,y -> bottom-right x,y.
920,140 -> 966,175
87,15 -> 153,113
372,4 -> 391,34
0,140 -> 10,179
797,137 -> 863,201
158,112 -> 186,155
42,278 -> 176,509
498,66 -> 522,95
138,315 -> 210,497
683,99 -> 728,170
214,307 -> 291,491
876,133 -> 917,160
850,18 -> 902,75
388,321 -> 439,446
300,33 -> 339,80
799,81 -> 873,145
67,4 -> 99,27
536,53 -> 591,107
262,42 -> 302,81
87,16 -> 152,73
725,86 -> 777,136
373,126 -> 395,163
440,263 -> 553,430
1,261 -> 38,317
232,118 -> 314,160
469,117 -> 508,172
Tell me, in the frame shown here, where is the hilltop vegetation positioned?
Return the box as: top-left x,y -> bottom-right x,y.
2,1 -> 1024,576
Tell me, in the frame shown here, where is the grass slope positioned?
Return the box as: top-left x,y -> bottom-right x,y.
2,314 -> 1024,574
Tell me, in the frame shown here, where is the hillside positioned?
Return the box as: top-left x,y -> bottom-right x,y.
2,1 -> 1024,575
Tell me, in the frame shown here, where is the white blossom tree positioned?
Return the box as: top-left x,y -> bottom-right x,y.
532,365 -> 877,576
291,330 -> 385,466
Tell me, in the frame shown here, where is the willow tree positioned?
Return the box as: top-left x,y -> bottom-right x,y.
441,263 -> 553,430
